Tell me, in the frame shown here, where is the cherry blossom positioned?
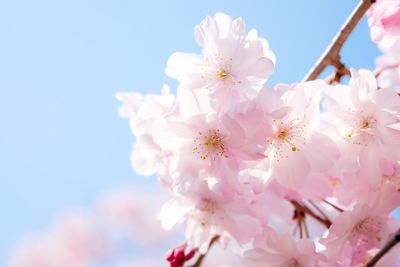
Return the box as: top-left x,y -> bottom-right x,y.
323,69 -> 400,188
368,0 -> 400,50
321,184 -> 400,262
116,85 -> 176,176
256,82 -> 339,189
11,7 -> 400,267
158,182 -> 261,253
243,228 -> 324,267
166,13 -> 275,110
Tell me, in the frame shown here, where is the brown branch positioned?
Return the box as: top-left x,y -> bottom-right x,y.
291,200 -> 332,229
326,65 -> 351,84
322,199 -> 344,213
365,228 -> 400,267
189,235 -> 219,267
303,0 -> 376,82
307,200 -> 331,221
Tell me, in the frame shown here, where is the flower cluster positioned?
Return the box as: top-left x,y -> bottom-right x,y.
119,11 -> 400,267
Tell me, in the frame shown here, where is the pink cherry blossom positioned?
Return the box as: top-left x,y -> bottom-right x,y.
243,228 -> 324,267
255,81 -> 339,189
323,69 -> 400,188
321,184 -> 400,261
166,13 -> 275,110
116,85 -> 176,176
159,102 -> 266,196
368,0 -> 400,51
158,182 -> 261,253
375,48 -> 400,93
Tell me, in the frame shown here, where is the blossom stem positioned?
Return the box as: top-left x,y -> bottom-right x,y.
291,200 -> 332,229
308,200 -> 331,221
298,219 -> 303,238
322,199 -> 344,213
302,219 -> 310,238
303,0 -> 376,82
364,228 -> 400,267
189,235 -> 219,267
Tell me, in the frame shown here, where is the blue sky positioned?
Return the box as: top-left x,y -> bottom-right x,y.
0,0 -> 384,263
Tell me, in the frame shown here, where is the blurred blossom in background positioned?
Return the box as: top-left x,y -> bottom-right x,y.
0,0 -> 398,266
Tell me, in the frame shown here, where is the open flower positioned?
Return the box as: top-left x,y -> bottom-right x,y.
158,182 -> 261,252
116,85 -> 176,176
166,13 -> 275,110
323,69 -> 400,188
321,184 -> 400,260
368,0 -> 400,50
162,109 -> 266,196
255,82 -> 339,189
243,228 -> 324,267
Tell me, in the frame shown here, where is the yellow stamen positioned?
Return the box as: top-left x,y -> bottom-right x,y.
278,130 -> 287,140
362,120 -> 370,129
216,71 -> 228,79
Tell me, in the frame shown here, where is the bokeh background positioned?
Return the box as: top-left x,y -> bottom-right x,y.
0,0 -> 385,265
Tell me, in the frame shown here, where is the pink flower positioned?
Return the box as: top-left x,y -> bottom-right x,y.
116,85 -> 176,176
375,48 -> 400,93
166,13 -> 275,110
321,184 -> 400,261
325,246 -> 400,267
323,69 -> 400,188
255,82 -> 339,189
158,182 -> 261,252
161,105 -> 266,196
243,228 -> 324,267
368,0 -> 400,50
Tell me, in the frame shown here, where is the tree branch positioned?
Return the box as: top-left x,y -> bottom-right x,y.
291,200 -> 332,229
364,228 -> 400,267
303,0 -> 376,82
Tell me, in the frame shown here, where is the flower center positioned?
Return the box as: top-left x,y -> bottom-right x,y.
345,111 -> 377,143
193,129 -> 228,160
282,259 -> 302,267
277,129 -> 297,151
201,53 -> 241,88
198,198 -> 217,214
216,70 -> 228,79
198,198 -> 217,228
267,119 -> 306,161
352,217 -> 382,242
362,119 -> 370,129
384,171 -> 400,191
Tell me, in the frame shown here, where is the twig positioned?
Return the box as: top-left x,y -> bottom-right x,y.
302,219 -> 310,238
308,200 -> 331,221
322,199 -> 344,213
291,200 -> 332,229
326,66 -> 351,84
298,217 -> 303,238
365,229 -> 400,267
190,235 -> 219,267
303,0 -> 376,82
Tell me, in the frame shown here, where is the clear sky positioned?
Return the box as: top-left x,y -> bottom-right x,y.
0,0 -> 385,263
